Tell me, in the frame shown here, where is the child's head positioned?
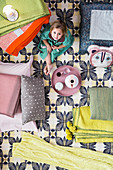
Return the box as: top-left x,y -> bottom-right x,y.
50,20 -> 67,41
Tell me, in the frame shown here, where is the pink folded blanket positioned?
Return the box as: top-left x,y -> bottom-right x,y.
0,73 -> 21,117
0,23 -> 32,52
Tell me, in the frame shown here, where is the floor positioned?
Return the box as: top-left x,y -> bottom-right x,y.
0,0 -> 113,169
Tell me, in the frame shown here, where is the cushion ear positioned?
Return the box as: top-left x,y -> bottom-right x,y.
87,45 -> 100,54
109,46 -> 113,53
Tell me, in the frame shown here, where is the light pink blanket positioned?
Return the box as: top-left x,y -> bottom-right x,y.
0,23 -> 32,52
0,112 -> 38,132
0,73 -> 21,117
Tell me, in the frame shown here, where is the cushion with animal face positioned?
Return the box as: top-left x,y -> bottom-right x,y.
87,45 -> 113,67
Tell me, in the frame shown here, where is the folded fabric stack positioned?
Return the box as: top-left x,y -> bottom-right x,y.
66,88 -> 113,143
0,0 -> 51,56
71,106 -> 113,143
0,56 -> 36,132
0,0 -> 50,36
0,55 -> 46,133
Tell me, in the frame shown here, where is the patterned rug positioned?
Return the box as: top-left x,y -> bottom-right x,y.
0,0 -> 113,169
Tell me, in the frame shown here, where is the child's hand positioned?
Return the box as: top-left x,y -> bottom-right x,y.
47,45 -> 52,54
52,45 -> 58,50
44,64 -> 53,75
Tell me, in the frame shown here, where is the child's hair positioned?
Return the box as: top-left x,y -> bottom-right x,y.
50,20 -> 67,35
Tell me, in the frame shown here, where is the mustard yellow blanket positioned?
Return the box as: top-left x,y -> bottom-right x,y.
68,106 -> 113,143
12,132 -> 113,170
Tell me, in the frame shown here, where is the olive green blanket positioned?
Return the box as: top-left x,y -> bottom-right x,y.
12,132 -> 113,170
0,0 -> 49,36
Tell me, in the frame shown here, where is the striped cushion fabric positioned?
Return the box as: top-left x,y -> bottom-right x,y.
89,87 -> 113,121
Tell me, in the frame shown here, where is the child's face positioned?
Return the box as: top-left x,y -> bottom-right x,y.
51,28 -> 63,41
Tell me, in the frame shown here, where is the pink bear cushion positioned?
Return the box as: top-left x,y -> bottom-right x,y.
0,73 -> 21,117
87,45 -> 113,67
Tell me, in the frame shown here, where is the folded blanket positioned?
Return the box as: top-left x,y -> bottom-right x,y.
0,73 -> 21,117
13,132 -> 113,170
0,0 -> 50,36
0,0 -> 51,56
1,13 -> 51,56
0,22 -> 32,53
68,106 -> 113,143
0,111 -> 38,132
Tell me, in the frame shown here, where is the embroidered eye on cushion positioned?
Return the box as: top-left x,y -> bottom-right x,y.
21,75 -> 46,125
0,55 -> 33,76
87,45 -> 113,67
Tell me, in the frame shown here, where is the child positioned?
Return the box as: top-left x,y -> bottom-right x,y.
38,20 -> 74,75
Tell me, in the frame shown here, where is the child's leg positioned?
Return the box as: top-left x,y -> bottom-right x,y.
44,53 -> 53,75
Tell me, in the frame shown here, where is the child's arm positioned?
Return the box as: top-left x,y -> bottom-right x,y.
52,44 -> 66,50
42,39 -> 52,53
42,40 -> 52,53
